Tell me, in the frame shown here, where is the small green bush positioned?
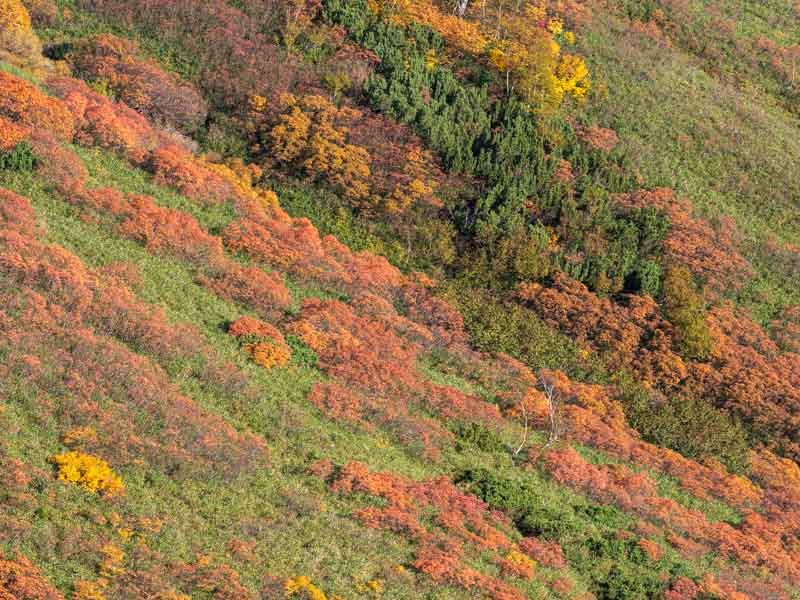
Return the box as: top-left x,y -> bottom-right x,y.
0,142 -> 37,171
452,422 -> 505,454
618,379 -> 750,474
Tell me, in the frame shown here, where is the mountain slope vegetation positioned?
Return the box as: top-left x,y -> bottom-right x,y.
1,0 -> 799,598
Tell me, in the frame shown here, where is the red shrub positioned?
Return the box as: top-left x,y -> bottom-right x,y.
27,131 -> 89,194
576,124 -> 619,152
307,381 -> 373,426
46,75 -> 158,161
0,192 -> 266,478
112,193 -> 225,264
615,188 -> 752,292
198,262 -> 291,321
518,273 -> 688,389
663,576 -> 700,600
227,316 -> 284,343
69,34 -> 208,133
0,188 -> 39,235
324,460 -> 526,599
519,537 -> 567,569
541,446 -> 800,584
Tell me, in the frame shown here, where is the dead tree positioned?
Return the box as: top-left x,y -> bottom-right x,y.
540,373 -> 561,448
453,0 -> 469,17
513,371 -> 561,456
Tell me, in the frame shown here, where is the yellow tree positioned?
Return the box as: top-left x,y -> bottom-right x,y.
270,94 -> 374,209
0,0 -> 49,74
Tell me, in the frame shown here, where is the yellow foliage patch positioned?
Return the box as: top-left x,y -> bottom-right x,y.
0,0 -> 31,31
50,451 -> 125,497
285,575 -> 327,599
72,580 -> 107,600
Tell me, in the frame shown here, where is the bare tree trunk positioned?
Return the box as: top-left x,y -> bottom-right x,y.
513,396 -> 529,456
540,373 -> 561,448
454,0 -> 469,17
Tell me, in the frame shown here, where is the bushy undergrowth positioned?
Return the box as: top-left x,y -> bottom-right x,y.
1,0 -> 800,598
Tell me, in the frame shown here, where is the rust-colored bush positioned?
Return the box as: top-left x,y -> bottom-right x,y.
0,70 -> 73,139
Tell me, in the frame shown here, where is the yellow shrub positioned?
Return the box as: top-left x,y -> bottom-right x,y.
72,580 -> 107,600
285,576 -> 326,600
50,451 -> 125,497
98,543 -> 125,579
554,53 -> 590,98
0,0 -> 31,31
505,549 -> 535,570
270,94 -> 374,208
0,0 -> 49,75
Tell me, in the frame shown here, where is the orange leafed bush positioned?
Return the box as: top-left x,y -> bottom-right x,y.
0,71 -> 73,140
244,340 -> 291,369
0,552 -> 64,599
0,114 -> 28,151
227,316 -> 285,344
46,75 -> 156,159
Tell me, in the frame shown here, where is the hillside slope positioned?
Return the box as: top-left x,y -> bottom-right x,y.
1,0 -> 800,599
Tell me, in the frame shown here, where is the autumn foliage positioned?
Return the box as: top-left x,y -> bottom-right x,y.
614,188 -> 753,292
68,34 -> 208,133
323,460 -> 538,599
0,189 -> 267,478
0,552 -> 64,600
0,70 -> 73,140
50,451 -> 125,497
0,0 -> 49,74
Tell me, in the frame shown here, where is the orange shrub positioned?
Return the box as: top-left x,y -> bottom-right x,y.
0,552 -> 64,599
0,71 -> 73,140
0,114 -> 28,150
244,340 -> 291,369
